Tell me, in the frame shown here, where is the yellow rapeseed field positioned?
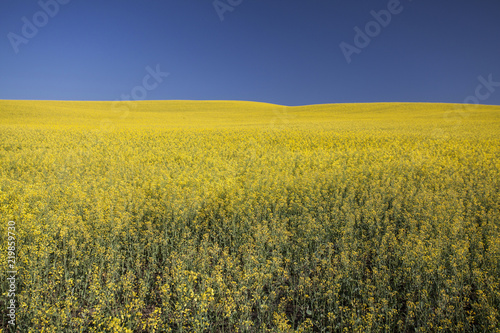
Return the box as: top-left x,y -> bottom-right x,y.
1,100 -> 499,332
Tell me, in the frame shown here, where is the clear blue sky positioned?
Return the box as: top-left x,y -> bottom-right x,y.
1,0 -> 499,106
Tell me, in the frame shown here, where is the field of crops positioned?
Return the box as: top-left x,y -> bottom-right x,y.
1,100 -> 499,332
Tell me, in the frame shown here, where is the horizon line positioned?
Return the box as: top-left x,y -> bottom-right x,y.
1,99 -> 499,108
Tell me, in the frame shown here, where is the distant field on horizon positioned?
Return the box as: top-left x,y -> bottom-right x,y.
1,100 -> 499,132
1,100 -> 499,332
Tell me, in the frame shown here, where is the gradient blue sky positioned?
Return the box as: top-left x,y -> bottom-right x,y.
1,0 -> 499,106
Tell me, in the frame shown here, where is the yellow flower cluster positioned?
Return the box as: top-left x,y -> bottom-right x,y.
0,100 -> 499,332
